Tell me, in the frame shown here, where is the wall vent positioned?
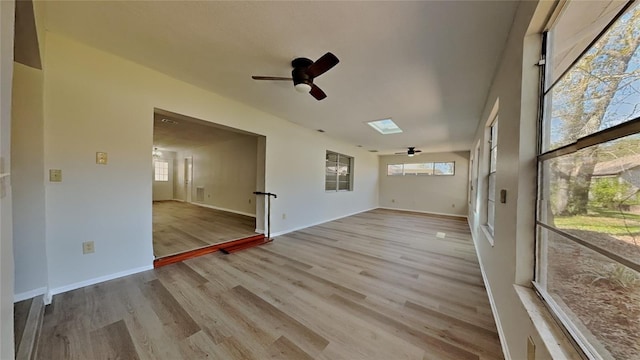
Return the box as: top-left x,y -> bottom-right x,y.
196,187 -> 205,202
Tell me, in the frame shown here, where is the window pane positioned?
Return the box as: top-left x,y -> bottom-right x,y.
325,181 -> 336,191
488,173 -> 496,202
404,163 -> 434,175
539,133 -> 640,265
543,5 -> 640,152
539,226 -> 640,359
434,162 -> 454,175
490,148 -> 497,173
338,181 -> 350,190
491,121 -> 498,145
326,152 -> 338,162
487,200 -> 495,233
387,164 -> 403,176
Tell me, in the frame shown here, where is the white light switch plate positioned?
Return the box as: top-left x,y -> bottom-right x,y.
436,232 -> 446,238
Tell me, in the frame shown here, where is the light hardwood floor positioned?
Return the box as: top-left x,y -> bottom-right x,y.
153,200 -> 258,258
38,209 -> 503,359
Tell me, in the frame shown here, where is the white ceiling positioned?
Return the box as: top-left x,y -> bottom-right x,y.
43,1 -> 520,154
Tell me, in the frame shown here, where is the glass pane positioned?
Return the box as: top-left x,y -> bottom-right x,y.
491,121 -> 498,145
487,200 -> 495,233
326,152 -> 338,162
338,156 -> 350,166
543,5 -> 640,152
404,163 -> 433,176
325,181 -> 336,191
338,181 -> 350,190
490,148 -> 497,173
326,162 -> 337,174
539,133 -> 640,264
540,226 -> 640,359
488,173 -> 496,202
434,162 -> 454,175
337,165 -> 349,176
387,164 -> 403,176
548,0 -> 628,86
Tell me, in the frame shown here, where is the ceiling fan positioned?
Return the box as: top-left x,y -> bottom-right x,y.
396,147 -> 422,157
252,52 -> 339,101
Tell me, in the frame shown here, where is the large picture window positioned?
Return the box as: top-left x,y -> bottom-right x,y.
535,3 -> 640,359
325,151 -> 353,191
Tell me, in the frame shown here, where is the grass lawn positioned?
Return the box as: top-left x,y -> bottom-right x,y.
554,208 -> 640,236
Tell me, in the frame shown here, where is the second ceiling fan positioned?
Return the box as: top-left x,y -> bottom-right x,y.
396,147 -> 422,157
252,52 -> 339,101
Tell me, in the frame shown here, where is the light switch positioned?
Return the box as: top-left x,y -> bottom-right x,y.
49,169 -> 62,182
96,152 -> 108,165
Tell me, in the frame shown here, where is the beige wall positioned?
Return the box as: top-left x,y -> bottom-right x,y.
175,135 -> 258,216
39,32 -> 378,294
467,1 -> 573,359
11,63 -> 47,298
379,151 -> 469,217
0,0 -> 15,358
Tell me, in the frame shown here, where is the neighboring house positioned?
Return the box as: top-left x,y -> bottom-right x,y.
593,154 -> 640,188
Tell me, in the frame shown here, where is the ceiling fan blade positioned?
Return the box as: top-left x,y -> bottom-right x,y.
309,84 -> 327,100
394,152 -> 406,155
415,150 -> 422,153
306,52 -> 339,78
251,76 -> 293,81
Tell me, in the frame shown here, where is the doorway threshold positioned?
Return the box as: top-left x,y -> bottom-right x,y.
153,233 -> 268,268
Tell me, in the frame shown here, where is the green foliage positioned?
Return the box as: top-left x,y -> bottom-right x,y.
583,264 -> 640,290
590,178 -> 632,208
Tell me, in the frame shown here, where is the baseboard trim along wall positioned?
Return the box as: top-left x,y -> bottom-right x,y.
468,218 -> 511,360
14,287 -> 47,303
270,207 -> 378,238
44,264 -> 154,305
190,201 -> 256,218
378,206 -> 468,219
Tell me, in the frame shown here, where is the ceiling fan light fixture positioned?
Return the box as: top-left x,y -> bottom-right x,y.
295,82 -> 312,93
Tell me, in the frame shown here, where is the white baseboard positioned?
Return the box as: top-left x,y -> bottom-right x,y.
14,287 -> 47,303
172,198 -> 185,202
45,265 -> 153,305
191,202 -> 256,218
270,207 -> 378,238
255,228 -> 265,234
378,206 -> 468,219
468,218 -> 511,360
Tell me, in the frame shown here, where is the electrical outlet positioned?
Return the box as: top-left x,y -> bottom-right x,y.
249,198 -> 251,204
452,203 -> 455,208
282,213 -> 286,220
82,241 -> 95,254
391,199 -> 395,203
436,232 -> 446,238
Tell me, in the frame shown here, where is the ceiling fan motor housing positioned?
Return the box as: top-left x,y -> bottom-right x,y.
291,57 -> 314,86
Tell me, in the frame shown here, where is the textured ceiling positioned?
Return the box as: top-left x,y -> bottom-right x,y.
43,1 -> 520,154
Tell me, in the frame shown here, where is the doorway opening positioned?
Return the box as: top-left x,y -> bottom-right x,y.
152,109 -> 266,260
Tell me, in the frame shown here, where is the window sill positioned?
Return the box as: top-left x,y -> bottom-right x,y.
514,285 -> 582,360
480,225 -> 495,246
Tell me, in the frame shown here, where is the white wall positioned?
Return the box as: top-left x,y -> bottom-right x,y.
467,1 -> 559,359
0,0 -> 15,358
40,32 -> 378,293
379,151 -> 469,217
152,151 -> 175,201
11,63 -> 48,299
174,135 -> 258,216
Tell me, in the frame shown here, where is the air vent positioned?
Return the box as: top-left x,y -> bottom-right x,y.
317,129 -> 325,133
368,150 -> 378,153
196,187 -> 205,202
161,118 -> 178,124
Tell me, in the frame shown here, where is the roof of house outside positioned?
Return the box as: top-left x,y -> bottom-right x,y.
593,154 -> 640,176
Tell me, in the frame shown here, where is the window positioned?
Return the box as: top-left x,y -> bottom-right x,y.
536,3 -> 640,359
154,160 -> 169,182
487,118 -> 498,235
386,162 -> 455,176
325,151 -> 353,191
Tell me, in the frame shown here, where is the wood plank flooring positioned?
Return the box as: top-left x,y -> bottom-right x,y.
38,209 -> 503,359
153,200 -> 258,258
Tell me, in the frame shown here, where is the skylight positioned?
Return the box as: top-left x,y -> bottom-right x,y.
366,119 -> 403,135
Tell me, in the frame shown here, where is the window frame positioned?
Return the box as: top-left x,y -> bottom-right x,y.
386,162 -> 455,176
154,160 -> 169,182
325,151 -> 354,192
486,117 -> 498,236
534,3 -> 640,359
